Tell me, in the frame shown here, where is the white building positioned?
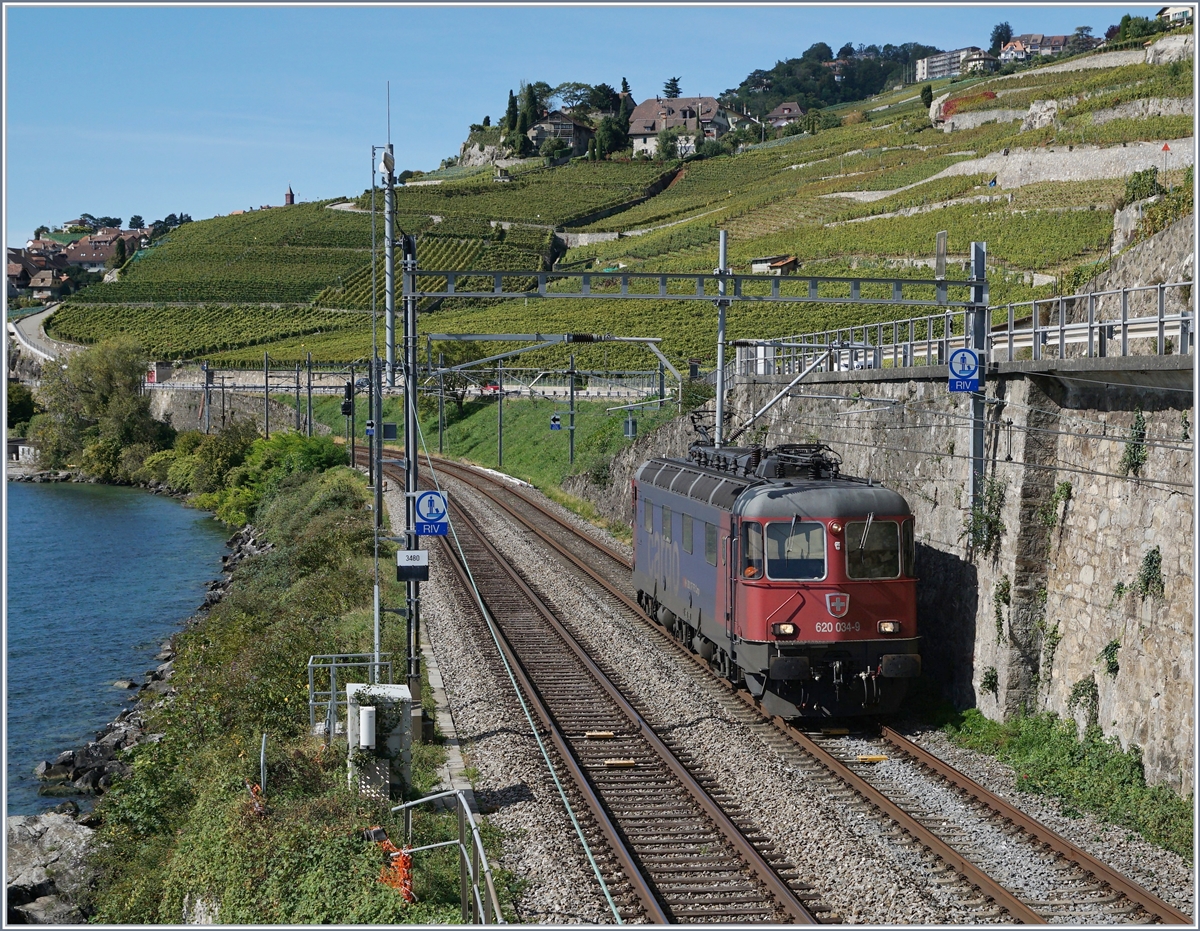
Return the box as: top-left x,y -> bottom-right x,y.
915,47 -> 981,81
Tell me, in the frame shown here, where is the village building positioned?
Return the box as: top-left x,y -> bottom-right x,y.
526,109 -> 596,156
626,96 -> 730,157
962,49 -> 1001,73
764,101 -> 805,128
915,47 -> 981,81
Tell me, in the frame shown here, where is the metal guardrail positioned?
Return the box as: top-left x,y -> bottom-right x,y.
406,268 -> 981,308
307,653 -> 393,735
736,282 -> 1194,376
392,789 -> 506,924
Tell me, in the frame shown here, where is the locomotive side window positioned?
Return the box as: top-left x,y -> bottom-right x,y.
644,499 -> 653,534
845,519 -> 901,579
902,520 -> 916,576
682,513 -> 693,553
766,521 -> 825,579
663,506 -> 673,543
741,522 -> 764,579
704,522 -> 717,566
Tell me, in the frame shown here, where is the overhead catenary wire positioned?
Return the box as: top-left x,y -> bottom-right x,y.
407,396 -> 625,923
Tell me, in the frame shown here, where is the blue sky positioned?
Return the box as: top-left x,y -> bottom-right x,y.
4,3 -> 1163,243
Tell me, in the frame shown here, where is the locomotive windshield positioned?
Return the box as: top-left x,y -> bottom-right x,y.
845,519 -> 901,579
766,521 -> 826,580
742,522 -> 764,578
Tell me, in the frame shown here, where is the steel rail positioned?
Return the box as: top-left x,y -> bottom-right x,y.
748,703 -> 1046,923
430,498 -> 668,924
416,458 -> 1176,924
415,461 -> 820,924
878,727 -> 1192,925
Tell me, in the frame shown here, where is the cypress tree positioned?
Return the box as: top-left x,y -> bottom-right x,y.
621,76 -> 631,95
504,90 -> 518,132
521,83 -> 538,122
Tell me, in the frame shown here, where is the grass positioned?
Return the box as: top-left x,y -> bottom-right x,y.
303,391 -> 679,492
85,466 -> 516,922
941,709 -> 1193,859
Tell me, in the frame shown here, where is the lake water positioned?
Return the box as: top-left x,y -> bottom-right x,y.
6,482 -> 229,815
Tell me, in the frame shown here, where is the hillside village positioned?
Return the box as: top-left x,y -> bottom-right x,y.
7,10 -> 1195,376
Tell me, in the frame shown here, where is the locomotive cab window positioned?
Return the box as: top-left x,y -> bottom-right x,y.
845,518 -> 901,579
741,522 -> 764,579
704,522 -> 717,566
766,520 -> 825,579
643,499 -> 653,534
662,506 -> 673,543
682,514 -> 693,553
902,520 -> 916,577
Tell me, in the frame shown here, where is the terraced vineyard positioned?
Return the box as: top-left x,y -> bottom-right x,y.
46,303 -> 363,359
52,41 -> 1193,368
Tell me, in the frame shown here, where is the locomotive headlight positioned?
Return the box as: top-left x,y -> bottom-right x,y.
829,521 -> 843,535
878,620 -> 902,635
772,622 -> 797,636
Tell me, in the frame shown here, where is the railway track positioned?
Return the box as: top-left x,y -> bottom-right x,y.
380,458 -> 827,923
409,455 -> 1191,925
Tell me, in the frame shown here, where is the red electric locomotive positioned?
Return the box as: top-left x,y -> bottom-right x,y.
632,442 -> 920,717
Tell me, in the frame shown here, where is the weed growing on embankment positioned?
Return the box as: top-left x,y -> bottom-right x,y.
85,466 -> 504,922
941,709 -> 1192,859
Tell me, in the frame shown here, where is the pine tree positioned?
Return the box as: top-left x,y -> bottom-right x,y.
504,90 -> 518,132
662,76 -> 682,98
621,77 -> 631,95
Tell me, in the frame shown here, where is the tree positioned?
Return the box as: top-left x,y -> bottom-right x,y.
128,215 -> 143,229
514,110 -> 533,156
530,81 -> 554,113
105,237 -> 126,270
802,109 -> 823,134
589,82 -> 620,112
621,76 -> 631,95
662,76 -> 682,98
95,216 -> 122,229
1066,25 -> 1094,54
920,83 -> 934,109
540,136 -> 568,158
481,116 -> 490,127
837,43 -> 855,59
7,382 -> 36,431
656,127 -> 679,159
802,42 -> 833,62
33,225 -> 49,240
1105,24 -> 1120,40
520,83 -> 539,122
595,115 -> 627,156
989,22 -> 1013,54
587,138 -> 598,161
553,82 -> 592,109
29,337 -> 174,476
618,92 -> 633,127
504,90 -> 518,131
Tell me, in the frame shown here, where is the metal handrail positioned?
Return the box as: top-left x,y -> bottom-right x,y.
307,653 -> 393,731
392,789 -> 506,924
740,282 -> 1193,375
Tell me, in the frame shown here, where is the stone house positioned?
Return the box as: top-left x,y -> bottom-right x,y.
28,269 -> 68,299
627,96 -> 730,157
527,110 -> 596,156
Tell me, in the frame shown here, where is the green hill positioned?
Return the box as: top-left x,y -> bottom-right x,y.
46,45 -> 1193,370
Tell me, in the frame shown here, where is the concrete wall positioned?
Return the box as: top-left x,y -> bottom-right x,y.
568,356 -> 1193,794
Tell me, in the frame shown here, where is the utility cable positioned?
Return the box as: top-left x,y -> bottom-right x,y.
408,398 -> 624,924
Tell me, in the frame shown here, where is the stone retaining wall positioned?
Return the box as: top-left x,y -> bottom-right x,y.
148,387 -> 331,436
568,358 -> 1194,794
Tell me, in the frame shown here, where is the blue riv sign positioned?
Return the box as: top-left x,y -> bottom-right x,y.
414,490 -> 449,536
948,347 -> 979,393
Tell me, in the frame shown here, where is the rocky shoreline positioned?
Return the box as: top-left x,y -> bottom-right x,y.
8,467 -> 188,500
5,525 -> 271,924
